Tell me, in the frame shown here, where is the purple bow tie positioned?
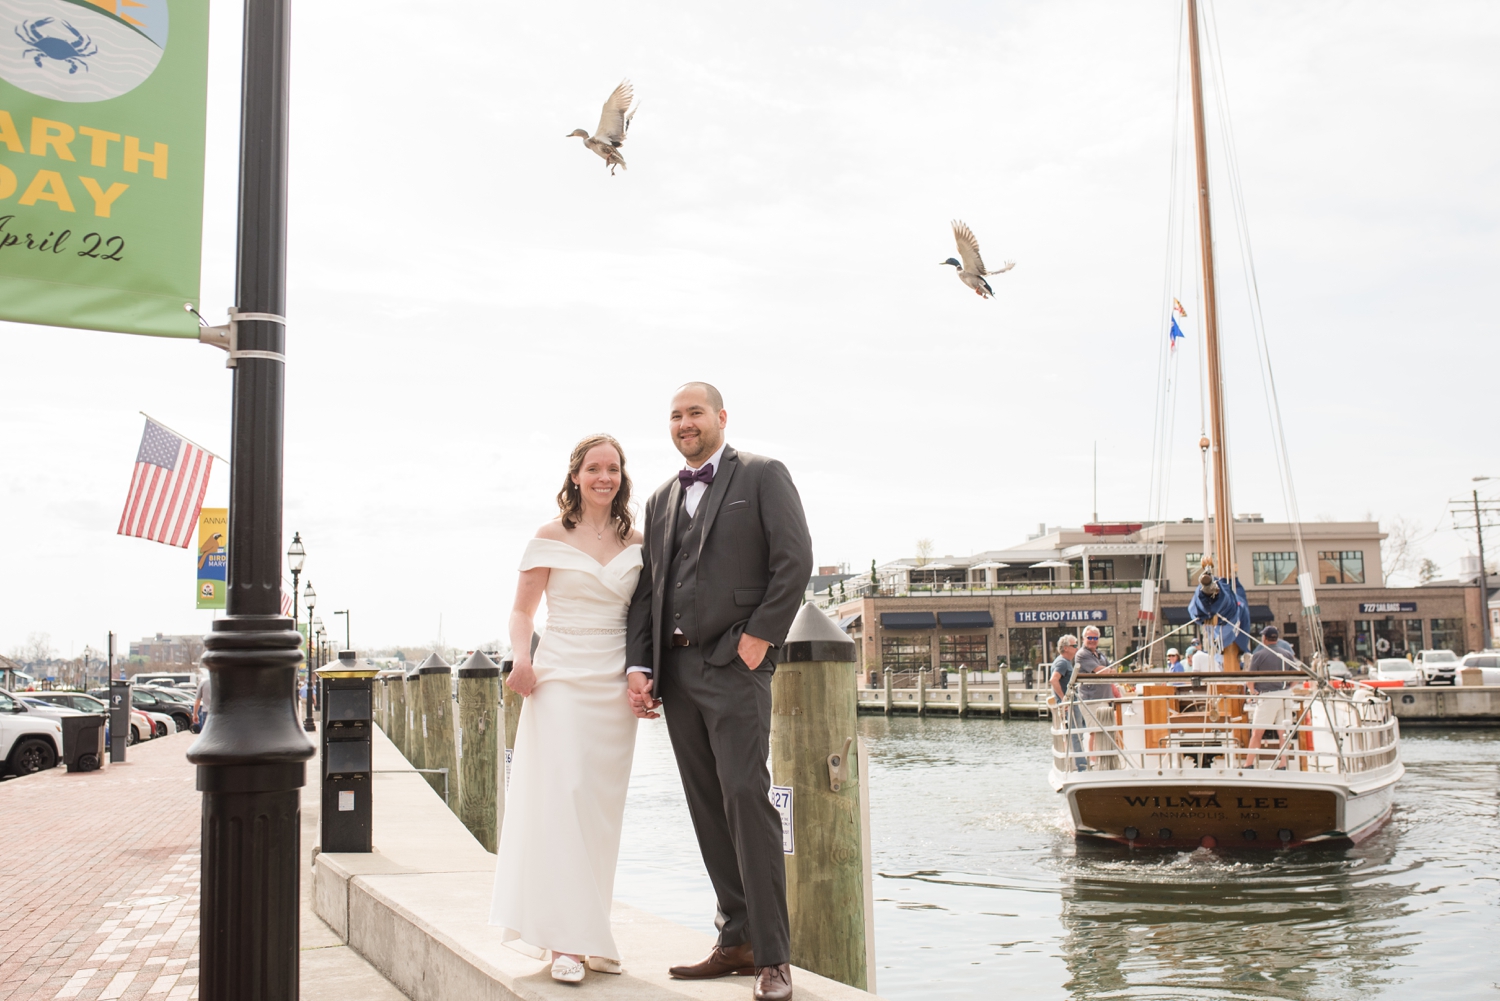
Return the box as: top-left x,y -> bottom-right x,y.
678,463 -> 715,488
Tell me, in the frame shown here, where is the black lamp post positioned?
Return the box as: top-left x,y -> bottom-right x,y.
288,533 -> 305,705
184,0 -> 311,995
302,583 -> 317,731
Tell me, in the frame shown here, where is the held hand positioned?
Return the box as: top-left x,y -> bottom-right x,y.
627,672 -> 660,719
506,661 -> 537,698
738,632 -> 772,670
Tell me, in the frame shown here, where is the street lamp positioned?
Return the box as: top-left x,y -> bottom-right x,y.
288,533 -> 306,722
302,583 -> 317,730
334,609 -> 350,651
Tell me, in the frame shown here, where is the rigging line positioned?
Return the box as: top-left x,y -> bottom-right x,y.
1202,1 -> 1304,567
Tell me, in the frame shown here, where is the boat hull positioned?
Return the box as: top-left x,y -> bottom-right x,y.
1062,773 -> 1397,850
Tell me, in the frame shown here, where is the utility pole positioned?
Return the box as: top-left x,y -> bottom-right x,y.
184,2 -> 312,998
1452,482 -> 1500,652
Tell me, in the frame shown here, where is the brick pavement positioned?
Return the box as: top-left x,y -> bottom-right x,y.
0,732 -> 200,1000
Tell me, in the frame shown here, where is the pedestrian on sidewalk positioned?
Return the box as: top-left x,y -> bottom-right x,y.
192,668 -> 210,733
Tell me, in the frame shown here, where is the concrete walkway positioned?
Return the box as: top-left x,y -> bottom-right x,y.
0,719 -> 410,1001
315,727 -> 883,1001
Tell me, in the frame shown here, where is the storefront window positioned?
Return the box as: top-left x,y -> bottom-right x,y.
1185,551 -> 1202,580
1430,618 -> 1463,653
1087,560 -> 1115,583
881,635 -> 930,674
1353,620 -> 1372,660
1405,619 -> 1424,652
1374,618 -> 1415,659
1010,628 -> 1045,669
1252,552 -> 1298,586
939,634 -> 988,670
1318,551 -> 1366,585
1321,621 -> 1348,660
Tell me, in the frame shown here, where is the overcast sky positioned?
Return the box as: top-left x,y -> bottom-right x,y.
2,0 -> 1496,660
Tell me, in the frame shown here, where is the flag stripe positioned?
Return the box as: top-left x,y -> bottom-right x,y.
117,463 -> 146,534
133,466 -> 164,538
174,456 -> 212,547
124,464 -> 156,537
148,442 -> 188,542
165,449 -> 204,547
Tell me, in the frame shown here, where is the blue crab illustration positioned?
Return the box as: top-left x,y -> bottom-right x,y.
15,18 -> 97,74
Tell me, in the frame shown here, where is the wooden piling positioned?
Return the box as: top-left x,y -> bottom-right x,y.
403,663 -> 424,768
416,652 -> 455,803
500,658 -> 521,792
958,666 -> 969,718
999,664 -> 1011,719
882,668 -> 893,715
916,671 -> 927,716
770,604 -> 870,991
389,668 -> 407,752
456,651 -> 501,851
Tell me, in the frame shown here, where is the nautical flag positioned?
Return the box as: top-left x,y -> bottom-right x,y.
117,418 -> 214,548
1173,298 -> 1187,318
1169,316 -> 1185,350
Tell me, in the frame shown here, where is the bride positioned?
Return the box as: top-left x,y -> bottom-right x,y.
489,434 -> 644,982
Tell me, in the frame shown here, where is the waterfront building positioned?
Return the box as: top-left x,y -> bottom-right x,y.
831,518 -> 1484,678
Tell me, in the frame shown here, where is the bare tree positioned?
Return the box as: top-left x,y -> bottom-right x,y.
9,631 -> 53,666
915,538 -> 934,567
1418,558 -> 1440,585
1381,516 -> 1422,585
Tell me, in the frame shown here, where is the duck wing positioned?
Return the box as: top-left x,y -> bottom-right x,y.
595,79 -> 635,147
951,219 -> 988,275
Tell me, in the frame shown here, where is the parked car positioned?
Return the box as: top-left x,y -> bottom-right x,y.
129,672 -> 196,688
1459,652 -> 1500,685
133,687 -> 194,732
0,688 -> 63,775
1372,658 -> 1420,686
1326,659 -> 1353,680
1414,649 -> 1460,686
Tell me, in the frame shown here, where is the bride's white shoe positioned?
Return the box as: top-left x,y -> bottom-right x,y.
586,956 -> 622,974
551,954 -> 585,983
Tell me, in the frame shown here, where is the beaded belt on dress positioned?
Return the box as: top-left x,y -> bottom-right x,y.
546,625 -> 626,635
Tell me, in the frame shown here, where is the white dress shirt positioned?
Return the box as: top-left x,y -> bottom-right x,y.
627,443 -> 727,678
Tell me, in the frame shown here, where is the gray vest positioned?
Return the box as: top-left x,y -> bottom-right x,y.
662,491 -> 706,645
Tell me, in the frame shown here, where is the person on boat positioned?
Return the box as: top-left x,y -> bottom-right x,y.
1048,635 -> 1086,771
1073,627 -> 1115,762
1245,625 -> 1296,767
1166,648 -> 1183,670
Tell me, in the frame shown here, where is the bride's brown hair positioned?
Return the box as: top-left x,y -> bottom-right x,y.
557,434 -> 634,541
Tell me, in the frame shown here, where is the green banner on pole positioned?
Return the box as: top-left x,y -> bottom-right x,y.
0,0 -> 206,338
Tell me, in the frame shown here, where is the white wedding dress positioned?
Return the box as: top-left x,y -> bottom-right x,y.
489,538 -> 643,961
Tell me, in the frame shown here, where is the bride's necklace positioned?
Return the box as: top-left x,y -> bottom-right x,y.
580,515 -> 612,540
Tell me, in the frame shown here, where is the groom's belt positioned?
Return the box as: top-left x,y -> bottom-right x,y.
670,634 -> 692,648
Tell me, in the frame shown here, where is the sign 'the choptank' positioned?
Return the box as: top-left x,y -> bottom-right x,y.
0,0 -> 207,338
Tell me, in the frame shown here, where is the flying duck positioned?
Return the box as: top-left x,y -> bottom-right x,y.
941,220 -> 1014,298
567,80 -> 637,175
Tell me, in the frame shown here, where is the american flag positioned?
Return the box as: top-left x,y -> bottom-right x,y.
281,584 -> 294,617
117,418 -> 215,548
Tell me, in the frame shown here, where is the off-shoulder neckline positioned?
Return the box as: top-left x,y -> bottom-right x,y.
528,537 -> 642,569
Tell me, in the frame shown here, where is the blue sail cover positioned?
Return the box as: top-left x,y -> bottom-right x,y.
1187,576 -> 1253,653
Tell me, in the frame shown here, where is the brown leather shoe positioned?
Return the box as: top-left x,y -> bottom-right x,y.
754,963 -> 793,1001
668,942 -> 756,979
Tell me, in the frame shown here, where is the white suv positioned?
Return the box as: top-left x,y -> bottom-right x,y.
1459,652 -> 1500,685
0,688 -> 64,776
1414,649 -> 1460,686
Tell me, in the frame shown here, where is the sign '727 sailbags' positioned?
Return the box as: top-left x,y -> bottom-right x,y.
0,0 -> 208,338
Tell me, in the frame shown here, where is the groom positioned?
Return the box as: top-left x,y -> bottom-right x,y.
627,382 -> 813,1001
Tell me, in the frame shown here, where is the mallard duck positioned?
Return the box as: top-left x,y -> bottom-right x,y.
941,220 -> 1014,298
567,80 -> 637,176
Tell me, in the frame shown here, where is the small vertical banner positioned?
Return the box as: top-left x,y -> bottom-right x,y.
195,506 -> 226,608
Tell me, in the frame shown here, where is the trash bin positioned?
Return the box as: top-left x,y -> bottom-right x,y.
62,714 -> 106,772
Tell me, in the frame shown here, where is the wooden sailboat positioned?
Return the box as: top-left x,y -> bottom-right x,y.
1047,0 -> 1403,850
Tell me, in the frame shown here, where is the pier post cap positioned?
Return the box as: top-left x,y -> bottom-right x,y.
316,651 -> 379,679
412,650 -> 451,677
457,650 -> 501,679
782,603 -> 857,663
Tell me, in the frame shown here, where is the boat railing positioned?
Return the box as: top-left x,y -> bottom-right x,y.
1049,676 -> 1400,775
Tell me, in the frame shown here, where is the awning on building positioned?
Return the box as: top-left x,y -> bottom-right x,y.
937,610 -> 994,629
880,611 -> 936,630
1248,604 -> 1275,624
1162,606 -> 1193,625
838,613 -> 862,633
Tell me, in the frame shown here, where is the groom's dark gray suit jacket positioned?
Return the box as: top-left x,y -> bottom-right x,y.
627,445 -> 813,692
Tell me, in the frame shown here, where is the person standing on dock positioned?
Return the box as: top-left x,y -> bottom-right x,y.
626,382 -> 814,1001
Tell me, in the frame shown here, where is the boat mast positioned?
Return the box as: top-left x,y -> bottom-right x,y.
1187,0 -> 1243,669
1186,0 -> 1233,578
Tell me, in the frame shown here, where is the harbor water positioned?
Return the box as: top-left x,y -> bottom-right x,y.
616,713 -> 1500,1000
